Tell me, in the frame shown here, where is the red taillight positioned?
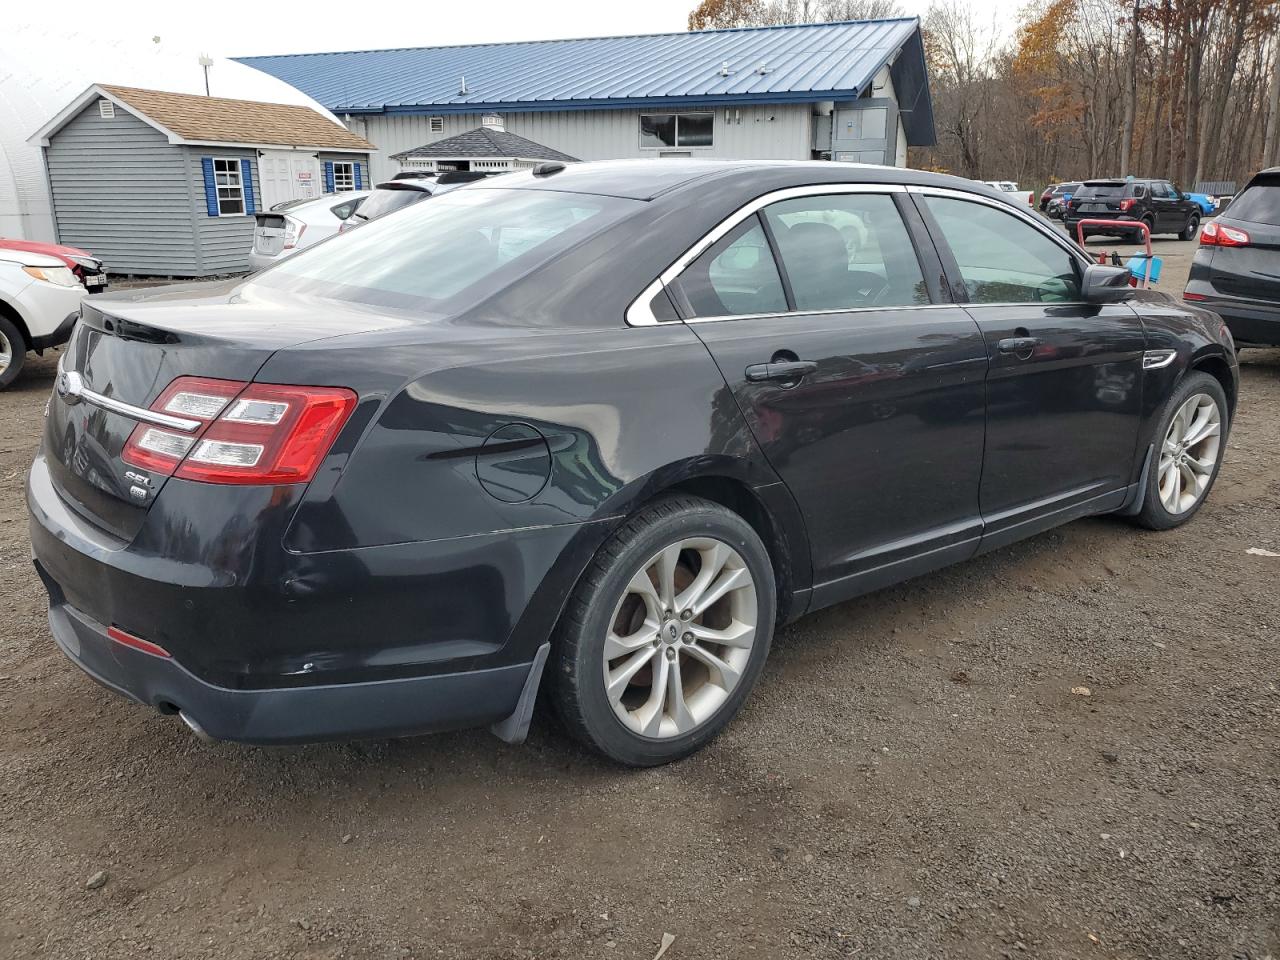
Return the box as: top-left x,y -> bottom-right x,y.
1119,198 -> 1136,212
1182,292 -> 1208,301
108,625 -> 171,658
1200,221 -> 1250,247
1028,193 -> 1034,206
121,376 -> 357,485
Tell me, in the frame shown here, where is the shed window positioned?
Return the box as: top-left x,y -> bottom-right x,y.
213,157 -> 245,215
332,161 -> 356,192
640,113 -> 714,149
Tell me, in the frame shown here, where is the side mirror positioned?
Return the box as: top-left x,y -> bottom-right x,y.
1082,263 -> 1132,303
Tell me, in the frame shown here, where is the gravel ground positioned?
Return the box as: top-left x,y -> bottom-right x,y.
1,249 -> 1277,960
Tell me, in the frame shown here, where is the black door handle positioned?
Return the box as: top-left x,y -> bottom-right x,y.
996,336 -> 1039,357
744,360 -> 818,383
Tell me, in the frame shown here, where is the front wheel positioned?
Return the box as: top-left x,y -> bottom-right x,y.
550,495 -> 776,766
1134,372 -> 1228,530
1179,214 -> 1200,241
0,315 -> 27,390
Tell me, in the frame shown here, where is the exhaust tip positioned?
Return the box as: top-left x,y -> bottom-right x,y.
179,710 -> 217,744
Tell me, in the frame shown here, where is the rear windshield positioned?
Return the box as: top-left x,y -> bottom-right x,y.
1224,177 -> 1280,224
1055,182 -> 1081,194
1075,182 -> 1127,199
351,187 -> 429,223
250,187 -> 639,312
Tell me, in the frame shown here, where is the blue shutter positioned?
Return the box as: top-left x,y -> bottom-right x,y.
323,161 -> 335,193
201,157 -> 218,216
354,162 -> 364,190
240,158 -> 256,214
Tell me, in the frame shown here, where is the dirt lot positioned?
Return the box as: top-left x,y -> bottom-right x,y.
2,249 -> 1278,960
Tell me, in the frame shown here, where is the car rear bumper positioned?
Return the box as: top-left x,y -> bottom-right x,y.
40,594 -> 537,745
248,250 -> 290,271
1184,289 -> 1280,345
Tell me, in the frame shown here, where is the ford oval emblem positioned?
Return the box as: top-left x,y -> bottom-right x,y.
57,370 -> 84,405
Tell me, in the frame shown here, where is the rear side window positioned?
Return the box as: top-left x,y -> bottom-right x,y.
763,193 -> 929,310
1225,177 -> 1280,224
676,216 -> 788,318
252,188 -> 638,311
924,196 -> 1081,303
330,196 -> 364,221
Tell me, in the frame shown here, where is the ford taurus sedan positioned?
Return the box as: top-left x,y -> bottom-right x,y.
28,160 -> 1238,766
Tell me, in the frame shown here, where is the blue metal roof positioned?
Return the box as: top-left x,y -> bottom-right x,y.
237,19 -> 934,144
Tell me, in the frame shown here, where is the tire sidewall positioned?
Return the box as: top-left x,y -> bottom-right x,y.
565,501 -> 775,766
1140,371 -> 1228,530
0,315 -> 25,390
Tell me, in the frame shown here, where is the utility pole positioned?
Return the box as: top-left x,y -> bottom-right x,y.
199,55 -> 213,97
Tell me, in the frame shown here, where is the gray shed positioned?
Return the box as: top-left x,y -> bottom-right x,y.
391,116 -> 578,174
29,84 -> 375,277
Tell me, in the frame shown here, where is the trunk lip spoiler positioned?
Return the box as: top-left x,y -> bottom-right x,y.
56,369 -> 202,433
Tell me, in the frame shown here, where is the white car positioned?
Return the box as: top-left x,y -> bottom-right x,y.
981,180 -> 1036,208
0,249 -> 86,389
249,191 -> 370,271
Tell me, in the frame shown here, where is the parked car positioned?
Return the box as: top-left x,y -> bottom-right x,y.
982,180 -> 1035,207
0,239 -> 107,293
1185,192 -> 1217,216
1044,182 -> 1082,219
249,191 -> 370,270
1039,181 -> 1080,213
340,172 -> 494,231
0,248 -> 87,388
1066,178 -> 1201,240
1184,166 -> 1280,347
28,160 -> 1238,766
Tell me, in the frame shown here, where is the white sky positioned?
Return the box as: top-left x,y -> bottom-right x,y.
39,0 -> 1000,59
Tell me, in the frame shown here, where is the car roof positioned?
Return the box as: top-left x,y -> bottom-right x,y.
489,159 -> 1015,203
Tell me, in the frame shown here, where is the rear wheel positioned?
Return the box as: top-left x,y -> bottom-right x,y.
1134,372 -> 1228,530
0,315 -> 26,390
1179,214 -> 1200,241
550,495 -> 775,766
1138,215 -> 1155,240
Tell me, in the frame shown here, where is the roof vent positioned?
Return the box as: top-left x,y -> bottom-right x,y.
97,99 -> 115,119
719,61 -> 732,77
481,114 -> 505,132
756,63 -> 771,75
458,76 -> 469,96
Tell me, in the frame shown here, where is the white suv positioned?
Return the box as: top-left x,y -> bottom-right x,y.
0,249 -> 87,389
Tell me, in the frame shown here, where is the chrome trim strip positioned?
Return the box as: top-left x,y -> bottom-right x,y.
82,388 -> 203,432
1142,349 -> 1177,370
672,302 -> 965,325
626,182 -> 907,327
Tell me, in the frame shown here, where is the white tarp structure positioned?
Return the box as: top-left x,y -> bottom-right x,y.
0,25 -> 334,242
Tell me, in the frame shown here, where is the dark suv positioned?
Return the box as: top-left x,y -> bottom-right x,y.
1184,167 -> 1280,346
1066,178 -> 1201,240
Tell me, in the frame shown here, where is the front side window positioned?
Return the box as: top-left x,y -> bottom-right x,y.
252,188 -> 639,313
924,196 -> 1081,304
213,158 -> 245,216
332,161 -> 356,192
676,216 -> 787,318
763,193 -> 929,311
640,113 -> 714,149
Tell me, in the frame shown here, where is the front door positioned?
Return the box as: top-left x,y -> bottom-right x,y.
258,151 -> 321,209
915,193 -> 1146,550
669,188 -> 989,602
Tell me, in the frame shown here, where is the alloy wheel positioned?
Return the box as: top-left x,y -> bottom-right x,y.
0,328 -> 11,374
1158,393 -> 1222,514
602,537 -> 758,739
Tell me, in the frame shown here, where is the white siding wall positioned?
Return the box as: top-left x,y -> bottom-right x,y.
352,104 -> 813,183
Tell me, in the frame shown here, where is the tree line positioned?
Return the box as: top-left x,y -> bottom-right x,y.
688,0 -> 1280,190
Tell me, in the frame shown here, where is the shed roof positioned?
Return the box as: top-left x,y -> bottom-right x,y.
237,19 -> 934,144
31,83 -> 374,151
391,127 -> 578,162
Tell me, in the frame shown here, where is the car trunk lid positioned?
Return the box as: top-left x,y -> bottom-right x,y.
253,213 -> 287,257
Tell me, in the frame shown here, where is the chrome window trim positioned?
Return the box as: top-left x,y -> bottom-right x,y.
625,183 -> 907,326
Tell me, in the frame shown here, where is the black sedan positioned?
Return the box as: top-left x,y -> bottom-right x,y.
28,161 -> 1238,766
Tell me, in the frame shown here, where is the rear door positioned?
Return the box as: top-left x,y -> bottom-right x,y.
914,190 -> 1146,550
671,186 -> 989,599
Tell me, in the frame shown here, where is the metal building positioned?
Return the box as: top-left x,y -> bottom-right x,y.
239,19 -> 935,184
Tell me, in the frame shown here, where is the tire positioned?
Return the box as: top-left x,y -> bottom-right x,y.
1134,371 -> 1229,531
1179,214 -> 1200,241
550,494 -> 776,766
1139,215 -> 1155,240
0,314 -> 27,390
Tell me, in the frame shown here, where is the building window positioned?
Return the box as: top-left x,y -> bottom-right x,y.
429,117 -> 445,133
332,161 -> 356,192
640,113 -> 713,149
213,157 -> 245,215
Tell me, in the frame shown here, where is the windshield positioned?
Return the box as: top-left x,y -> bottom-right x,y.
352,187 -> 430,223
1224,176 -> 1280,224
250,187 -> 639,312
